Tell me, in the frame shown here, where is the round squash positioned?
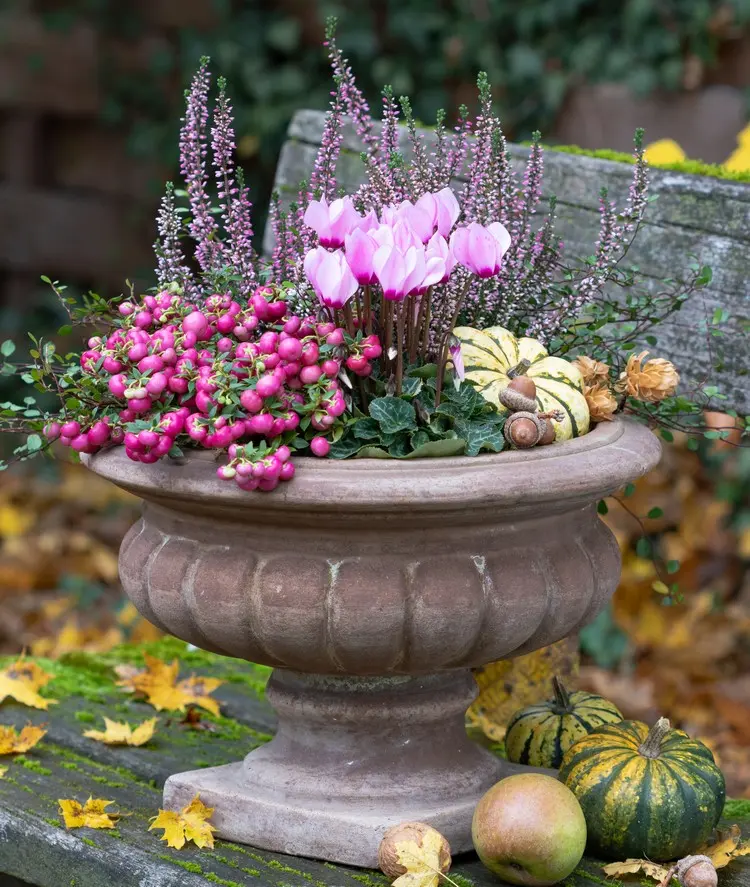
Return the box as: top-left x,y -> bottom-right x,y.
453,325 -> 590,440
505,677 -> 623,769
559,718 -> 726,862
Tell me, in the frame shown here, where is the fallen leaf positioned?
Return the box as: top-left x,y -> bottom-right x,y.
0,724 -> 46,755
179,706 -> 218,732
59,797 -> 119,830
0,659 -> 57,710
696,824 -> 750,868
602,859 -> 672,882
83,717 -> 157,747
393,828 -> 448,887
118,655 -> 222,715
602,826 -> 750,883
0,766 -> 7,778
149,794 -> 216,850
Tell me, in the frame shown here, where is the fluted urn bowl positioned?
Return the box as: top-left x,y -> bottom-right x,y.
87,417 -> 661,867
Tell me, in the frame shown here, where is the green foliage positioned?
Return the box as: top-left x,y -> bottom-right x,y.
38,1 -> 750,249
330,372 -> 506,459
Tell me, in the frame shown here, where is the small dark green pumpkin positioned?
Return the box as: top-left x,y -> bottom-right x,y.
559,717 -> 726,862
504,677 -> 623,769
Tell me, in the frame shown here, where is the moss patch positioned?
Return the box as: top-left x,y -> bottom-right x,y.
74,710 -> 97,724
157,854 -> 203,874
547,143 -> 750,183
724,798 -> 750,820
14,756 -> 52,776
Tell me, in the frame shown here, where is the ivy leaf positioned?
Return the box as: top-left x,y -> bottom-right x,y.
354,445 -> 391,459
403,438 -> 466,459
352,418 -> 382,440
369,396 -> 417,434
454,419 -> 506,457
328,437 -> 365,459
400,377 -> 423,398
388,435 -> 412,458
407,363 -> 438,379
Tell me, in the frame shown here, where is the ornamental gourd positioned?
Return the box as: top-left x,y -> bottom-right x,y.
453,326 -> 590,441
505,677 -> 623,769
559,718 -> 726,862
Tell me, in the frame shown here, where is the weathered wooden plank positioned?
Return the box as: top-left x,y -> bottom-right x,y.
1,643 -> 749,887
270,111 -> 749,415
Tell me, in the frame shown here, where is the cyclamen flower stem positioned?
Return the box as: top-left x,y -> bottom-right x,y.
435,279 -> 472,406
363,285 -> 373,336
395,302 -> 406,396
412,288 -> 432,364
420,291 -> 432,361
342,302 -> 356,338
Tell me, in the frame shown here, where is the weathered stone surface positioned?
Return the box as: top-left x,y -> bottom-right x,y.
271,109 -> 750,414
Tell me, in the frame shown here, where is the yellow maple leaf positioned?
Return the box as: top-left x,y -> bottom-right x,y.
83,717 -> 157,747
0,724 -> 47,755
149,794 -> 216,850
393,830 -> 447,887
696,824 -> 750,868
0,658 -> 57,711
602,859 -> 672,882
118,655 -> 222,715
59,797 -> 119,830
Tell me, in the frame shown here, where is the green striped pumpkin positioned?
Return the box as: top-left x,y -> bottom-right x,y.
453,325 -> 590,441
505,677 -> 623,769
560,718 -> 726,861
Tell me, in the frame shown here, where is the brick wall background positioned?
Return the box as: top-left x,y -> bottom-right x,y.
0,0 -> 223,333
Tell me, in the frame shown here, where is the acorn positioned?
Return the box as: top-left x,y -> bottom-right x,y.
538,418 -> 556,445
675,856 -> 717,887
378,822 -> 451,880
504,411 -> 546,448
508,375 -> 537,400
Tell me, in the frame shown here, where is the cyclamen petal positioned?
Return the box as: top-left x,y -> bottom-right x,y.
304,247 -> 358,308
373,245 -> 407,301
488,221 -> 512,256
434,188 -> 460,237
303,196 -> 362,248
344,229 -> 378,285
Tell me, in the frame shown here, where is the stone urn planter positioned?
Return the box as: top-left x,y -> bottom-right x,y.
86,417 -> 660,867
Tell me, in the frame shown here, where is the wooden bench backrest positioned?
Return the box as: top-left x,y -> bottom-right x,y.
268,109 -> 749,415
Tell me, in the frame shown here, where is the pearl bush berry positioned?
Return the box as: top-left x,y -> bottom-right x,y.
45,285 -> 381,492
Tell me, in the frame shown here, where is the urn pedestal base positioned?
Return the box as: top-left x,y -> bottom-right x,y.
164,669 -> 525,867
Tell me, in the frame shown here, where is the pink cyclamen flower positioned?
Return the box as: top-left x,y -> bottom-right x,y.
395,199 -> 434,243
344,228 -> 378,285
449,337 -> 465,383
373,243 -> 426,301
303,196 -> 362,249
425,232 -> 456,285
416,188 -> 460,238
450,221 -> 511,278
304,246 -> 359,309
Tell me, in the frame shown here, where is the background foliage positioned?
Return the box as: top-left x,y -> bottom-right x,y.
34,0 -> 750,237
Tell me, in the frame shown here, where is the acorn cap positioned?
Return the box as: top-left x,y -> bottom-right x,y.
498,387 -> 537,413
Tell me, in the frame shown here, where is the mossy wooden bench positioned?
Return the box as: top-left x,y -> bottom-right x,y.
0,639 -> 749,887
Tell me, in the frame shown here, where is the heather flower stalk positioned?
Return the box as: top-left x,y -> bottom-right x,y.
179,57 -> 223,273
154,182 -> 195,298
211,79 -> 257,294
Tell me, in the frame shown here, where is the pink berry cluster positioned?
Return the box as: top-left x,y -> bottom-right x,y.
43,285 -> 382,492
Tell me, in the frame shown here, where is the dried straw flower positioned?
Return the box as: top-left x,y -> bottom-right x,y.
573,356 -> 610,386
584,382 -> 618,422
619,351 -> 680,402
